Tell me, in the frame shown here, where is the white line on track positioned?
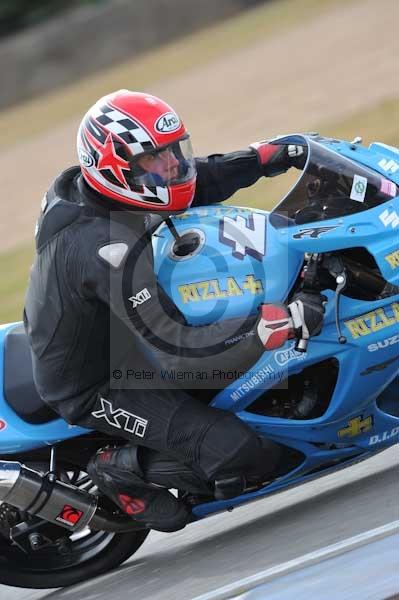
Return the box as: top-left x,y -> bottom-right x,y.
191,519 -> 399,600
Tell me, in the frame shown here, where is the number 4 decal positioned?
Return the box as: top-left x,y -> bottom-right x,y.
219,213 -> 266,261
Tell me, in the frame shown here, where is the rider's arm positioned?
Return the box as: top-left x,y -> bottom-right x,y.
192,143 -> 307,206
193,150 -> 262,206
80,227 -> 265,380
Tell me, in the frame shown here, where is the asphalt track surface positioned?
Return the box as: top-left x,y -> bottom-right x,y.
3,445 -> 399,600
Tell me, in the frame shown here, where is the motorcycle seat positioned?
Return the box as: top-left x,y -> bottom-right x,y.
3,323 -> 58,425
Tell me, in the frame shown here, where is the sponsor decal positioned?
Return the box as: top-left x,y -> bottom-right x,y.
155,112 -> 180,133
230,366 -> 286,402
369,427 -> 399,445
0,420 -> 6,431
274,342 -> 307,367
174,206 -> 251,220
350,174 -> 367,203
379,208 -> 399,229
378,158 -> 399,174
78,147 -> 95,168
293,226 -> 338,239
344,303 -> 399,339
368,334 -> 399,352
380,177 -> 397,197
55,505 -> 84,527
360,355 -> 399,376
385,249 -> 399,269
178,275 -> 263,304
225,331 -> 255,346
338,415 -> 373,438
219,213 -> 267,261
128,287 -> 151,308
92,397 -> 148,438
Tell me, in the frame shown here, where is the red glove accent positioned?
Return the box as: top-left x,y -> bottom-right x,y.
250,142 -> 283,165
256,304 -> 295,350
250,141 -> 307,177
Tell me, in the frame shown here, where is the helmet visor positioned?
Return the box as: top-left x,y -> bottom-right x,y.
129,137 -> 196,188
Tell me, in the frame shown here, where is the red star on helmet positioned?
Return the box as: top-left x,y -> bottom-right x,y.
96,133 -> 130,188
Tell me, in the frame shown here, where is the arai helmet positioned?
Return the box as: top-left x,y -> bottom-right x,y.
77,90 -> 196,211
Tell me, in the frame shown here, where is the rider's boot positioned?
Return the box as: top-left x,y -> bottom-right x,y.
87,446 -> 190,532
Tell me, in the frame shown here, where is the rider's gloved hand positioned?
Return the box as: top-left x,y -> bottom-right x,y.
288,291 -> 326,341
256,304 -> 294,350
256,292 -> 326,350
249,141 -> 308,177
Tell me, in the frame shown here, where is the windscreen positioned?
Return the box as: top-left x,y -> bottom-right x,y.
270,136 -> 397,227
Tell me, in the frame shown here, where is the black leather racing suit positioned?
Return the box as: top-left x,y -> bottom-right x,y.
24,149 -> 282,530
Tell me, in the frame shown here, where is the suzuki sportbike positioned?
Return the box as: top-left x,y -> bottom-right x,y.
1,134 -> 399,588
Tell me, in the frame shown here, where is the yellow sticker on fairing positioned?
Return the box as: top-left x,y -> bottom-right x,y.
344,303 -> 399,339
385,249 -> 399,269
178,275 -> 263,303
338,415 -> 373,438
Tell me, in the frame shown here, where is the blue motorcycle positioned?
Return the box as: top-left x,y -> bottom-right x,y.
1,134 -> 399,588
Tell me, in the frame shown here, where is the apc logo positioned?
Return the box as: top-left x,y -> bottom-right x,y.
274,343 -> 306,367
155,112 -> 180,133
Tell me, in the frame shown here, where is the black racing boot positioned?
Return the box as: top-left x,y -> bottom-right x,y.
87,446 -> 190,532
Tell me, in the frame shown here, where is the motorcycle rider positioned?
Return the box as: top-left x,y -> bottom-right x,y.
24,90 -> 325,532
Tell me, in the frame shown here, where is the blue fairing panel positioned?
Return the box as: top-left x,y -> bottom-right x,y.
153,206 -> 303,325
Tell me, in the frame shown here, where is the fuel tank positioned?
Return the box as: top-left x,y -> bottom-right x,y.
153,205 -> 303,325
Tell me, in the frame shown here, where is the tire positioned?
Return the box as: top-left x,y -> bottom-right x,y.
0,528 -> 150,589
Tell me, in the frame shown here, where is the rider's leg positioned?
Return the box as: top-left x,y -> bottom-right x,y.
81,387 -> 281,531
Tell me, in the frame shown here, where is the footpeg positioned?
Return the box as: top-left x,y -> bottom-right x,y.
214,475 -> 246,500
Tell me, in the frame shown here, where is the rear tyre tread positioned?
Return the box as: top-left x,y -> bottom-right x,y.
0,529 -> 150,589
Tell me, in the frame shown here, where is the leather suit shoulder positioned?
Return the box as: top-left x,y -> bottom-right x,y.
35,167 -> 83,250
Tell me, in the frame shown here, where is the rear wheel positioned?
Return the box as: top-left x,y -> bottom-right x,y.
0,465 -> 150,589
0,528 -> 149,589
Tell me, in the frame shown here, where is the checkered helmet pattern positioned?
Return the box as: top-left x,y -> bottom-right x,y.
90,102 -> 155,157
77,90 -> 197,211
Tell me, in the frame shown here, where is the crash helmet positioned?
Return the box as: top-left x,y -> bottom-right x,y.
77,89 -> 196,211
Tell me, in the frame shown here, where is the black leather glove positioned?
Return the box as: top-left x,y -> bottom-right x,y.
288,291 -> 327,340
250,141 -> 308,177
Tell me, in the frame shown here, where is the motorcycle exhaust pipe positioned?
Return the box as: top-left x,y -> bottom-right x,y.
0,461 -> 97,532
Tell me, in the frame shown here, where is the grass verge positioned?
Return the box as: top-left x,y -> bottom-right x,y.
0,243 -> 34,324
